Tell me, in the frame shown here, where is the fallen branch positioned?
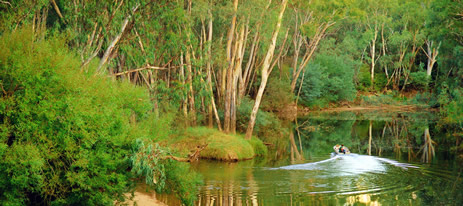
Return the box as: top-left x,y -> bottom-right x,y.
114,66 -> 167,76
0,83 -> 7,96
0,1 -> 12,7
263,142 -> 273,146
97,4 -> 140,73
113,64 -> 186,76
164,144 -> 208,162
164,155 -> 190,162
50,0 -> 64,20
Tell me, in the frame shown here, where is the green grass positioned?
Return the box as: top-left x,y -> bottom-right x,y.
169,127 -> 267,161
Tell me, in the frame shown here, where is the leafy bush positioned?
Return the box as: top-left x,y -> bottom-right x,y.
130,140 -> 202,206
374,72 -> 387,91
442,89 -> 463,125
357,64 -> 372,91
261,65 -> 295,111
296,63 -> 324,105
247,137 -> 268,157
296,53 -> 357,107
169,127 -> 266,161
409,71 -> 430,89
361,94 -> 397,106
236,98 -> 289,153
0,28 -> 200,205
409,92 -> 433,105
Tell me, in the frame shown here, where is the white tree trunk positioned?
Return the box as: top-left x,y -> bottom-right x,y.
97,4 -> 139,74
370,25 -> 378,88
245,0 -> 288,139
425,40 -> 440,77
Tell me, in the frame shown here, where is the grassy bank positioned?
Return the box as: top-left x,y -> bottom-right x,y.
167,127 -> 267,161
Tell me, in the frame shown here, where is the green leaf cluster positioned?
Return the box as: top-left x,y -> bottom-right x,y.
296,52 -> 357,108
0,28 -> 199,205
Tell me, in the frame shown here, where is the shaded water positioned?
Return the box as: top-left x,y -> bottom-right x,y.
161,111 -> 463,205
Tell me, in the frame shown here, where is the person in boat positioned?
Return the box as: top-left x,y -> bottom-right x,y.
339,144 -> 345,154
333,144 -> 350,154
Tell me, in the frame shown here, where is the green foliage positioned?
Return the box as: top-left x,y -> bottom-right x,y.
409,71 -> 429,89
296,52 -> 357,107
261,65 -> 295,111
0,28 -> 200,205
409,92 -> 433,106
357,66 -> 387,92
247,137 -> 268,157
235,97 -> 289,154
299,116 -> 356,156
360,94 -> 400,106
441,89 -> 463,126
357,64 -> 372,90
373,72 -> 387,91
1,28 -> 140,204
170,127 -> 265,161
130,139 -> 202,206
162,160 -> 202,206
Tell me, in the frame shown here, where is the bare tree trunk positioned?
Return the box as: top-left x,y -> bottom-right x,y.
180,52 -> 189,124
368,121 -> 372,155
424,40 -> 441,77
381,24 -> 389,84
269,28 -> 290,74
185,47 -> 196,126
370,25 -> 378,89
421,127 -> 435,163
245,0 -> 288,139
223,0 -> 239,133
231,25 -> 245,134
205,11 -> 222,131
290,20 -> 334,92
81,25 -> 103,69
97,4 -> 139,74
51,0 -> 64,20
239,2 -> 270,100
289,131 -> 302,160
148,70 -> 159,118
240,33 -> 258,100
205,12 -> 213,129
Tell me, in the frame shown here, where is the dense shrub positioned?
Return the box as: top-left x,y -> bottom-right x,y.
409,71 -> 430,89
236,98 -> 289,153
360,94 -> 397,106
0,28 -> 199,205
261,65 -> 295,111
296,53 -> 357,107
169,127 -> 266,161
357,64 -> 372,91
441,89 -> 463,125
130,140 -> 202,205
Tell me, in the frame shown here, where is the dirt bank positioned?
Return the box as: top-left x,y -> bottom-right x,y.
297,104 -> 435,115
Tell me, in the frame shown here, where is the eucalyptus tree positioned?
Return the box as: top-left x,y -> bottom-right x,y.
245,0 -> 288,139
288,0 -> 343,93
189,0 -> 289,134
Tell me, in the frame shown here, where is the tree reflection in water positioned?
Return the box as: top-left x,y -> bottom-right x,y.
299,112 -> 444,163
151,111 -> 462,205
418,127 -> 436,163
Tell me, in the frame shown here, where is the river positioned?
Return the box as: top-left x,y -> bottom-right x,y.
157,110 -> 463,205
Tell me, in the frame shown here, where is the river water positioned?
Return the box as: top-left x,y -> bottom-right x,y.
159,111 -> 463,205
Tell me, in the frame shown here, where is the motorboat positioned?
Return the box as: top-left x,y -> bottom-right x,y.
333,144 -> 350,155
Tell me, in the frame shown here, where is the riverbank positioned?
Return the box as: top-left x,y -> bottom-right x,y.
164,127 -> 267,161
295,91 -> 435,115
299,104 -> 433,113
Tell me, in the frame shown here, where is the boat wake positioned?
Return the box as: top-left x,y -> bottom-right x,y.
278,155 -> 341,170
277,154 -> 418,173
